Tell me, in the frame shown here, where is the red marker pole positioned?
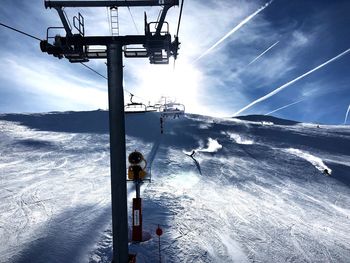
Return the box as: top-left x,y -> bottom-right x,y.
132,197 -> 142,242
156,225 -> 163,263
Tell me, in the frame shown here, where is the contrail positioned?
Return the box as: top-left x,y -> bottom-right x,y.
234,48 -> 350,116
247,41 -> 279,66
344,104 -> 350,124
195,0 -> 274,62
265,99 -> 304,116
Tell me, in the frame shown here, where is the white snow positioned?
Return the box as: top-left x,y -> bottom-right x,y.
261,121 -> 274,126
1,111 -> 350,262
197,138 -> 223,153
285,148 -> 332,174
225,132 -> 254,145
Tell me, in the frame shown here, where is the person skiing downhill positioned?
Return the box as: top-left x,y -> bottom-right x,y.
323,168 -> 331,176
185,150 -> 201,175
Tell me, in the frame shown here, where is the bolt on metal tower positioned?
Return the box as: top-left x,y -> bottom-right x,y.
40,1 -> 180,262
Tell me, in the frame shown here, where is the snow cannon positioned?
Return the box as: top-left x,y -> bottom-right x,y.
128,151 -> 147,180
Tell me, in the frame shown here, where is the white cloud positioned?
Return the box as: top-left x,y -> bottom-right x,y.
291,31 -> 309,47
196,0 -> 274,61
234,48 -> 350,116
0,54 -> 108,110
0,0 -> 345,122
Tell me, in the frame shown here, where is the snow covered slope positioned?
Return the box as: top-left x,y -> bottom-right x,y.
1,111 -> 350,263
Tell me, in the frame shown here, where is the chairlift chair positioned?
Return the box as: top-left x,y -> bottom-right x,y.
160,102 -> 185,118
145,105 -> 158,112
125,94 -> 147,113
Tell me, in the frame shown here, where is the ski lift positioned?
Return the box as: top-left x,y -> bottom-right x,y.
152,103 -> 163,111
145,105 -> 158,112
144,101 -> 158,112
160,102 -> 185,118
125,94 -> 147,113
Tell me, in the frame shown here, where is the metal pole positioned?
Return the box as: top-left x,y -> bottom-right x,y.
135,181 -> 140,199
158,232 -> 161,263
107,43 -> 129,263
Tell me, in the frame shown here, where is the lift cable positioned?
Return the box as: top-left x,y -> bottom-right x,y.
176,0 -> 185,37
0,22 -> 149,104
173,0 -> 184,69
81,62 -> 148,103
126,6 -> 140,34
0,23 -> 109,83
0,22 -> 42,41
106,7 -> 112,35
80,63 -> 108,80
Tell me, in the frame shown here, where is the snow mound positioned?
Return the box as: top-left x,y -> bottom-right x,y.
197,138 -> 223,153
225,132 -> 254,145
235,114 -> 299,125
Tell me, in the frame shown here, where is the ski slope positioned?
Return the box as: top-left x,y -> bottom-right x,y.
1,111 -> 350,262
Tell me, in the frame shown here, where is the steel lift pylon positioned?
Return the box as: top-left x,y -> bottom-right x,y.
40,1 -> 180,262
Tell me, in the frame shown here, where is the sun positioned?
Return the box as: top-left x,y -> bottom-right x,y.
130,59 -> 203,112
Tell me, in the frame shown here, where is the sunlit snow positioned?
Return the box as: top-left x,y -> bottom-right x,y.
285,148 -> 332,174
224,132 -> 254,145
0,111 -> 350,263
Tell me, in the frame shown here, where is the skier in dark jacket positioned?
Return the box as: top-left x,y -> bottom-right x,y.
323,169 -> 331,176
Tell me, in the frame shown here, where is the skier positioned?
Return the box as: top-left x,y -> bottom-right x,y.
323,168 -> 331,176
190,150 -> 196,158
185,150 -> 201,175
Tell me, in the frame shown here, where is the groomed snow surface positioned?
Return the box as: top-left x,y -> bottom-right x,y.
1,111 -> 350,263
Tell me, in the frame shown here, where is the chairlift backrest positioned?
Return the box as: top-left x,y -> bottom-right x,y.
159,102 -> 185,118
125,93 -> 148,113
125,102 -> 147,113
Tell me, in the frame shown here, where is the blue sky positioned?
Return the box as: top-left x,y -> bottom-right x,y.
0,0 -> 349,124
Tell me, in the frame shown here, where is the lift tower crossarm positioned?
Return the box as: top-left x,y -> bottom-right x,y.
45,0 -> 178,8
55,8 -> 73,37
56,35 -> 169,45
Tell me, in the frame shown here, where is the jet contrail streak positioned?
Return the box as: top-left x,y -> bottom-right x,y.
195,0 -> 274,62
344,104 -> 350,124
247,41 -> 280,66
264,99 -> 304,116
234,48 -> 350,116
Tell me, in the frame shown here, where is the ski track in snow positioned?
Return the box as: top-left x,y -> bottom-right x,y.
284,148 -> 332,174
1,113 -> 350,263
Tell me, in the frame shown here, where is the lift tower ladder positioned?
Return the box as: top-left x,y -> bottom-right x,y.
110,7 -> 119,36
41,1 -> 180,262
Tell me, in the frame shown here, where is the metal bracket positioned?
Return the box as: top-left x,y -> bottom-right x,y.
73,12 -> 85,36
